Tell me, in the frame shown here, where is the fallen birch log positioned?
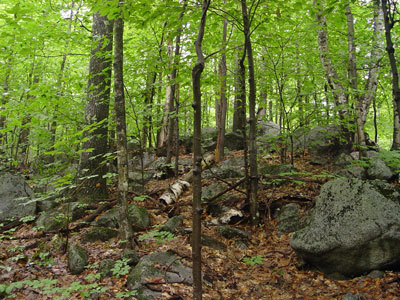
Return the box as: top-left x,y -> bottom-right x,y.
159,154 -> 215,205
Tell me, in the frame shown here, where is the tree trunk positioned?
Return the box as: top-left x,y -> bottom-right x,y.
232,47 -> 246,133
192,1 -> 210,299
0,58 -> 11,145
241,0 -> 259,226
166,1 -> 187,164
314,0 -> 349,120
354,0 -> 384,153
113,10 -> 135,249
49,1 -> 76,163
19,74 -> 40,165
382,0 -> 400,150
215,8 -> 228,163
78,12 -> 113,202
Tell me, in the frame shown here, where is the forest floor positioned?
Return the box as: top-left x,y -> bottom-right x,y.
1,151 -> 400,300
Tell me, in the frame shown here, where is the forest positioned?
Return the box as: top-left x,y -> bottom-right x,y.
1,0 -> 400,299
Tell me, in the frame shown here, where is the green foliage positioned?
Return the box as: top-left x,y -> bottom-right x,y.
138,229 -> 175,245
111,258 -> 130,278
378,150 -> 400,173
243,255 -> 263,266
134,195 -> 148,201
0,278 -> 112,300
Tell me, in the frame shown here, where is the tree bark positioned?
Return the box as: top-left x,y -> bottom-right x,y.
192,1 -> 210,299
314,0 -> 349,120
354,0 -> 384,153
232,47 -> 246,133
215,7 -> 228,163
113,10 -> 135,249
166,1 -> 187,164
78,12 -> 113,202
241,0 -> 259,226
382,0 -> 400,150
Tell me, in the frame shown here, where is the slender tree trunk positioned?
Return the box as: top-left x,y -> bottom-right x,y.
354,0 -> 384,153
78,12 -> 113,202
258,57 -> 268,119
158,39 -> 173,152
166,1 -> 187,164
49,1 -> 76,163
382,0 -> 400,150
0,58 -> 12,146
113,9 -> 135,249
314,0 -> 349,120
192,1 -> 210,299
215,7 -> 228,163
19,74 -> 39,165
241,0 -> 259,226
232,47 -> 246,132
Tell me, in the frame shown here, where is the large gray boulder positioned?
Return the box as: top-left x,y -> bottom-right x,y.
291,178 -> 400,278
0,173 -> 36,222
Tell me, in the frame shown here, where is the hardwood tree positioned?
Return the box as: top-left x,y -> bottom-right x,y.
192,1 -> 211,298
113,2 -> 136,249
77,11 -> 113,202
215,1 -> 228,163
382,0 -> 400,150
241,0 -> 259,225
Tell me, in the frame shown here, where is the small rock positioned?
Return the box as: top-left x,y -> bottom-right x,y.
341,293 -> 366,300
367,270 -> 385,279
159,216 -> 184,234
68,244 -> 88,275
217,225 -> 249,240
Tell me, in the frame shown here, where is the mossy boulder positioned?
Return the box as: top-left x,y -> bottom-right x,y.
95,204 -> 150,232
99,259 -> 116,277
68,244 -> 88,275
82,227 -> 119,243
126,252 -> 193,300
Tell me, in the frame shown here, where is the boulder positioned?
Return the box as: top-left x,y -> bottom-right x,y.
217,225 -> 249,240
224,132 -> 244,150
367,158 -> 395,181
335,166 -> 367,179
203,158 -> 245,179
291,178 -> 400,278
121,248 -> 140,266
68,244 -> 88,275
275,203 -> 308,233
0,173 -> 36,222
82,227 -> 119,243
257,120 -> 280,137
95,204 -> 150,232
294,125 -> 350,164
202,183 -> 226,202
36,210 -> 68,232
259,163 -> 297,176
333,153 -> 354,168
36,202 -> 88,232
99,259 -> 116,277
127,251 -> 193,300
159,215 -> 184,234
256,121 -> 281,152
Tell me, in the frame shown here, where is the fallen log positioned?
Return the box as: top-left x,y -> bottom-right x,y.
159,154 -> 215,205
